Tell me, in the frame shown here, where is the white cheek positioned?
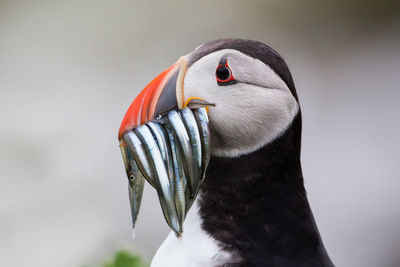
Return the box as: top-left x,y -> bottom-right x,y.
209,86 -> 299,157
184,50 -> 299,158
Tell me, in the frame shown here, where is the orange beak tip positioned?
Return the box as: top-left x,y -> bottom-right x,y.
118,57 -> 188,140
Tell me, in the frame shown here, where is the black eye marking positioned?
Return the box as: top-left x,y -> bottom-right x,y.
216,58 -> 236,86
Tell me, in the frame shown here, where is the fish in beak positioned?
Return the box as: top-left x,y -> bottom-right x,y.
118,56 -> 211,236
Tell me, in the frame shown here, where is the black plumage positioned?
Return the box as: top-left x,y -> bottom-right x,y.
194,39 -> 334,267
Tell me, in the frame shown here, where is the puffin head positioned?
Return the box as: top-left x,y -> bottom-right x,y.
119,39 -> 300,158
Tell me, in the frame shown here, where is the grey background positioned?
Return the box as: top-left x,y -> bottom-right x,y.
1,1 -> 399,266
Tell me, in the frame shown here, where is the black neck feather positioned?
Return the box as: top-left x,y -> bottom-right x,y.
198,114 -> 333,267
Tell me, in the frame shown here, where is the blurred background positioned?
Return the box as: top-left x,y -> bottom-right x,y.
1,0 -> 399,266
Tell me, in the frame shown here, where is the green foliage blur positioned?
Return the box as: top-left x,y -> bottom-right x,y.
103,250 -> 149,267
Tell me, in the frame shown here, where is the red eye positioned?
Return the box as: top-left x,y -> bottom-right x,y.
216,58 -> 236,86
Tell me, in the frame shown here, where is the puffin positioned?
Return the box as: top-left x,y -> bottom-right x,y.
118,39 -> 334,267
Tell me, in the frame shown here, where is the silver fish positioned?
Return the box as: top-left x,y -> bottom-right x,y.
120,144 -> 145,229
164,125 -> 186,229
194,108 -> 211,180
147,122 -> 168,163
181,107 -> 202,195
123,131 -> 158,189
128,170 -> 145,229
135,125 -> 181,235
147,122 -> 175,193
167,110 -> 196,196
120,107 -> 211,236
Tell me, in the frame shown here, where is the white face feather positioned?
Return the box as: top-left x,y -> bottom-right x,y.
183,49 -> 299,157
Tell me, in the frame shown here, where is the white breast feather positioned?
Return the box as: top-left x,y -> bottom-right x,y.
150,198 -> 235,267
